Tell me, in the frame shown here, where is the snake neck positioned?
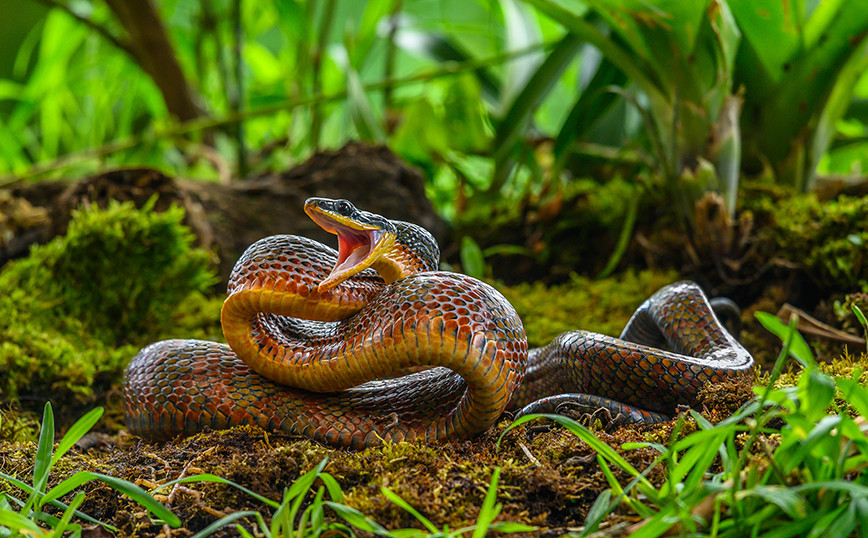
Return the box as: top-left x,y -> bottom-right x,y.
373,221 -> 440,284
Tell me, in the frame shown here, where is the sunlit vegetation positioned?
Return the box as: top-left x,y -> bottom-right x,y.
2,0 -> 868,536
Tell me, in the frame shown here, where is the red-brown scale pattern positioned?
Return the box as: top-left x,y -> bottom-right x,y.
125,226 -> 753,448
125,234 -> 528,448
507,281 -> 753,422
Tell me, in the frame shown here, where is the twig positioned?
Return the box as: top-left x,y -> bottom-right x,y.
517,441 -> 541,468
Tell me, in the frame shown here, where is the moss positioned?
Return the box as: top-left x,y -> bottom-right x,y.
0,422 -> 674,536
0,198 -> 217,345
496,268 -> 679,347
0,200 -> 220,430
772,351 -> 868,390
454,177 -> 648,281
0,288 -> 137,413
749,192 -> 868,292
0,407 -> 39,444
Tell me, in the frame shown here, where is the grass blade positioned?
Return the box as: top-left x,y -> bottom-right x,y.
736,485 -> 807,519
345,61 -> 385,143
491,33 -> 581,192
471,467 -> 501,538
853,304 -> 868,335
500,414 -> 649,487
40,472 -> 179,527
836,377 -> 868,419
460,236 -> 485,279
191,510 -> 263,538
25,403 -> 55,514
153,474 -> 280,509
324,501 -> 389,534
270,489 -> 291,538
0,508 -> 44,534
0,472 -> 115,530
552,56 -> 627,162
493,32 -> 581,161
597,192 -> 639,278
755,311 -> 815,369
381,486 -> 438,533
317,473 -> 344,502
522,0 -> 663,100
51,407 -> 104,467
285,458 -> 328,501
488,520 -> 538,533
51,490 -> 85,537
581,489 -> 612,536
32,403 -> 54,487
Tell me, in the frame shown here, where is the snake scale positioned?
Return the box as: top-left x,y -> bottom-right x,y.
124,198 -> 754,449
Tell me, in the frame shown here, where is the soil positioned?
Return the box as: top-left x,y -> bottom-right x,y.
0,378 -> 755,537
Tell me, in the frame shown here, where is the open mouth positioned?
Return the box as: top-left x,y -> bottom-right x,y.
306,208 -> 386,291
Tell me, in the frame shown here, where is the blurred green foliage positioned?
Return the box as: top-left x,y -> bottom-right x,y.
765,194 -> 868,292
1,0 -> 865,222
454,176 -> 643,279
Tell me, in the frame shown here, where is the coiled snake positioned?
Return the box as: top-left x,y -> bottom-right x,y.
124,198 -> 754,449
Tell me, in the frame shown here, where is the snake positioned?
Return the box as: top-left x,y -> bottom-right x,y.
124,198 -> 754,449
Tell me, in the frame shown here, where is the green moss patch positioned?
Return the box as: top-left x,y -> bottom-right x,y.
744,189 -> 868,293
497,269 -> 679,347
0,200 -> 220,432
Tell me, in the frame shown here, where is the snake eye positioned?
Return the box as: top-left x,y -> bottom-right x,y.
335,200 -> 353,215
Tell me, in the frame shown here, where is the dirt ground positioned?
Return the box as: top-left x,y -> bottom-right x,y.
0,377 -> 755,537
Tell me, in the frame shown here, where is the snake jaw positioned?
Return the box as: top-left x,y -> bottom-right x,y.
317,228 -> 390,292
304,197 -> 399,292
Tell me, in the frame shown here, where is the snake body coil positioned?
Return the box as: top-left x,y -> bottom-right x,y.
124,198 -> 753,449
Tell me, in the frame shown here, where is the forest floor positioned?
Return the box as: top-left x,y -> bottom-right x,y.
2,158 -> 868,536
1,375 -> 759,537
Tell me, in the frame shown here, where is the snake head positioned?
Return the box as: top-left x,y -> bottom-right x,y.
305,198 -> 397,292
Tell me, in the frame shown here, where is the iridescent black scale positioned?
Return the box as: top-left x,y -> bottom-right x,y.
392,220 -> 440,271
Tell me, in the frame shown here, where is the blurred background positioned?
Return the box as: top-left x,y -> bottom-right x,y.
1,5 -> 868,533
2,0 -> 866,209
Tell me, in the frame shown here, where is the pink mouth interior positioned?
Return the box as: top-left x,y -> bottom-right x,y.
333,226 -> 377,276
307,210 -> 384,290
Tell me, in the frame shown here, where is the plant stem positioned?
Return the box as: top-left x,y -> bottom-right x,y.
103,0 -> 205,121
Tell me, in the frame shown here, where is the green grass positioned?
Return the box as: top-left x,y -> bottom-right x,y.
0,408 -> 537,537
145,459 -> 536,537
0,403 -> 179,536
502,311 -> 868,537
